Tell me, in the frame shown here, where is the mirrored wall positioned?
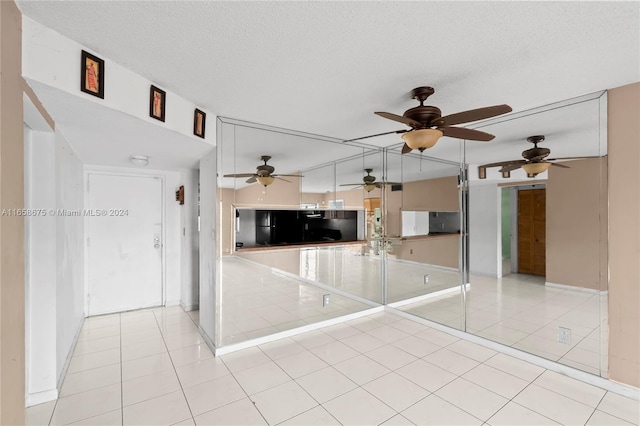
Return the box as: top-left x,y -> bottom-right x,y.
462,91 -> 608,376
213,91 -> 608,378
215,119 -> 385,346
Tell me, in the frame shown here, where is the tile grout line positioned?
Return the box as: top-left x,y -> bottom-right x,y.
152,309 -> 197,424
216,346 -> 271,425
583,391 -> 609,425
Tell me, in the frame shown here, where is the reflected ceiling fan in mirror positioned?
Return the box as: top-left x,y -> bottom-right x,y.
223,155 -> 302,187
478,135 -> 596,179
339,169 -> 400,192
344,86 -> 512,153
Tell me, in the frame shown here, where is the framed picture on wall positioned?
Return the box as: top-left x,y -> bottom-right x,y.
194,109 -> 206,138
150,85 -> 166,122
80,50 -> 105,99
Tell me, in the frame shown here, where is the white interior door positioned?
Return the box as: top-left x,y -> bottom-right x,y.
87,173 -> 163,315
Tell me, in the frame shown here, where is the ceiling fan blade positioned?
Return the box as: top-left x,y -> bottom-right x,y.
436,104 -> 512,126
273,174 -> 303,177
275,177 -> 292,183
223,173 -> 257,178
374,181 -> 402,188
375,112 -> 422,128
339,183 -> 365,187
550,162 -> 570,169
440,126 -> 495,141
401,143 -> 412,154
479,159 -> 526,168
547,156 -> 599,162
343,129 -> 407,143
246,177 -> 257,183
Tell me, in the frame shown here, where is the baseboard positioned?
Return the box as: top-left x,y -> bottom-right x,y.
25,389 -> 58,407
213,306 -> 384,357
57,315 -> 85,391
545,282 -> 608,295
387,283 -> 470,308
388,257 -> 459,272
165,300 -> 181,307
181,302 -> 199,312
469,270 -> 501,278
197,324 -> 216,356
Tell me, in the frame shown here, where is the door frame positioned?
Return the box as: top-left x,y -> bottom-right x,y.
83,169 -> 167,315
510,183 -> 546,276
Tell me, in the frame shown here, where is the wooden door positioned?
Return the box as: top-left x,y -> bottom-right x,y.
517,189 -> 546,276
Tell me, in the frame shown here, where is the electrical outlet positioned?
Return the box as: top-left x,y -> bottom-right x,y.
558,326 -> 571,344
424,274 -> 430,284
323,294 -> 330,307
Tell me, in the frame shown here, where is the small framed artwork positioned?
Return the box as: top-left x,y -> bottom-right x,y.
194,109 -> 206,138
150,85 -> 166,122
80,50 -> 105,99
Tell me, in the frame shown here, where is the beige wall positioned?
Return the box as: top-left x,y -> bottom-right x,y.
546,158 -> 608,291
608,81 -> 640,387
386,176 -> 459,268
391,235 -> 459,269
0,1 -> 25,423
401,176 -> 459,211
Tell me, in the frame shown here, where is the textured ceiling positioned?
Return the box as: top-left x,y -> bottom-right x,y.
17,1 -> 639,173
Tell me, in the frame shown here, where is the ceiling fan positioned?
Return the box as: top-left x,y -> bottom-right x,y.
478,135 -> 594,179
339,169 -> 400,192
222,155 -> 302,187
345,86 -> 512,153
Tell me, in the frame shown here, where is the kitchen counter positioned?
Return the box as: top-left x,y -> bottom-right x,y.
236,240 -> 367,252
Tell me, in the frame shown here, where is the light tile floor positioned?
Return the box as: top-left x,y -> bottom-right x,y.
400,273 -> 606,375
27,307 -> 638,426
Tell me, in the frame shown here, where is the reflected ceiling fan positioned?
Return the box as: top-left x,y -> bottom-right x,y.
478,135 -> 595,179
222,155 -> 302,187
339,169 -> 400,192
345,86 -> 512,153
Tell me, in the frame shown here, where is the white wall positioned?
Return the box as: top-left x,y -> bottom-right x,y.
55,129 -> 86,381
469,182 -> 501,277
180,169 -> 199,311
21,16 -> 212,143
24,126 -> 85,405
198,149 -> 217,347
24,127 -> 57,404
84,166 -> 183,306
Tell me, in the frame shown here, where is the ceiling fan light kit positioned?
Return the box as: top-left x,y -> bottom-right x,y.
364,183 -> 377,192
401,128 -> 443,150
521,162 -> 552,175
256,175 -> 275,187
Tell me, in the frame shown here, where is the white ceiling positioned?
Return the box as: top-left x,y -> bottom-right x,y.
17,1 -> 639,175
